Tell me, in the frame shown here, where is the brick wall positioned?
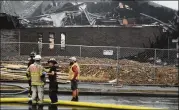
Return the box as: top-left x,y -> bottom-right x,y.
1,26 -> 162,57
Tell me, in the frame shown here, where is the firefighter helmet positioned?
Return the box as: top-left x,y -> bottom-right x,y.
34,55 -> 41,60
30,52 -> 36,57
69,57 -> 77,61
48,58 -> 57,64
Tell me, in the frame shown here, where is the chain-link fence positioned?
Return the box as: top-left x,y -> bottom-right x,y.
1,42 -> 178,85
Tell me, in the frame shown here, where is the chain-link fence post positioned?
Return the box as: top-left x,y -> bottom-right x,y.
0,29 -> 1,62
38,39 -> 42,56
18,30 -> 20,56
167,37 -> 170,62
116,46 -> 120,85
80,45 -> 82,57
176,39 -> 179,84
154,49 -> 157,84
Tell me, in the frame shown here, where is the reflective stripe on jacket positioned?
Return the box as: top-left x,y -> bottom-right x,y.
26,59 -> 35,80
27,63 -> 44,85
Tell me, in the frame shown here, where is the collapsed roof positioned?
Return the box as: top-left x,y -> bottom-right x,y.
0,1 -> 177,28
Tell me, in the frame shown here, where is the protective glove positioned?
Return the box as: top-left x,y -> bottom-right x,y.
42,72 -> 47,75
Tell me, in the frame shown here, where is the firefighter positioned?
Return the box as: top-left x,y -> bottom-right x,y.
27,52 -> 36,97
44,58 -> 58,103
122,16 -> 128,25
69,57 -> 80,101
27,55 -> 45,104
28,52 -> 36,67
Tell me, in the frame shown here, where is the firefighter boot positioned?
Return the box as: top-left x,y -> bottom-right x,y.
71,97 -> 76,101
76,96 -> 79,101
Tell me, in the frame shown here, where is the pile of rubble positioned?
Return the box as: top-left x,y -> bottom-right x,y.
1,56 -> 178,85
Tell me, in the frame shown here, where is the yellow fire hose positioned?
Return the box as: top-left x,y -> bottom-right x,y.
0,98 -> 166,110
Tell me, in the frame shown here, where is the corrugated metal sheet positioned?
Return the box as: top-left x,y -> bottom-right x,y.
0,1 -> 43,18
0,1 -> 78,18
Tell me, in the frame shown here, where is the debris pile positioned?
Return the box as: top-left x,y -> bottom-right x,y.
1,56 -> 178,85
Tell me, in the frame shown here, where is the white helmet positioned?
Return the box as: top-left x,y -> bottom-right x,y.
34,55 -> 41,60
69,57 -> 76,61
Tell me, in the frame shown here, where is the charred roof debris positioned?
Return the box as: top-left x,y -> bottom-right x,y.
0,1 -> 177,26
0,1 -> 178,39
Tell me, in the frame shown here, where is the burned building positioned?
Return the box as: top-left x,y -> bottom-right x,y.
0,1 -> 178,57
